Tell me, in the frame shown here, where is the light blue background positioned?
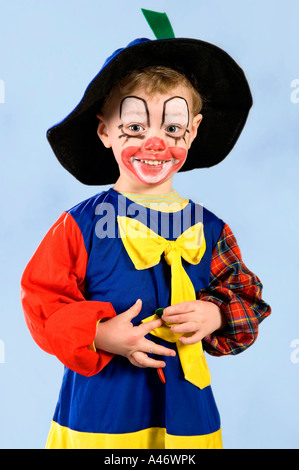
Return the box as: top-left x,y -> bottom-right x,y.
0,0 -> 298,449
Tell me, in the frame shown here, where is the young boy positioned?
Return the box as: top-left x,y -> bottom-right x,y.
21,10 -> 271,449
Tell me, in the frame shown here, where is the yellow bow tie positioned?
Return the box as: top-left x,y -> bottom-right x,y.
117,215 -> 211,389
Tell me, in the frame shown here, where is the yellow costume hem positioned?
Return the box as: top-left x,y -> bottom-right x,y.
45,421 -> 222,449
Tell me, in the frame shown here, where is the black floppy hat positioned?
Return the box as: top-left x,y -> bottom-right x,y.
47,9 -> 253,185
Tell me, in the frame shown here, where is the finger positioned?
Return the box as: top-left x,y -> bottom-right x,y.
142,339 -> 176,357
131,351 -> 166,369
170,321 -> 199,335
138,317 -> 163,335
179,331 -> 204,345
129,356 -> 146,368
162,312 -> 194,324
122,299 -> 142,321
163,301 -> 196,316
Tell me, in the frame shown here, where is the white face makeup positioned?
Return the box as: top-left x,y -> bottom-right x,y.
162,96 -> 189,142
118,96 -> 149,142
120,96 -> 150,126
97,84 -> 202,190
118,96 -> 190,146
118,94 -> 190,184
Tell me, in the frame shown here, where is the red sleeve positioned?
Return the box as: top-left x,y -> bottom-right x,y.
198,223 -> 271,356
20,212 -> 116,376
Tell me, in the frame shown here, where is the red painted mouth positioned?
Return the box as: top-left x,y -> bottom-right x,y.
121,145 -> 187,185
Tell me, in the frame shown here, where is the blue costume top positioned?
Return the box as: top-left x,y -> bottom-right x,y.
21,188 -> 271,448
47,188 -> 223,448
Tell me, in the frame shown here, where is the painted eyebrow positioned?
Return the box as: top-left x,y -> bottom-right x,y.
119,96 -> 150,126
161,96 -> 189,128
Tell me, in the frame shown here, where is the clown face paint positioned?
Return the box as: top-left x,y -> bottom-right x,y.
122,143 -> 188,185
97,85 -> 202,190
118,95 -> 190,184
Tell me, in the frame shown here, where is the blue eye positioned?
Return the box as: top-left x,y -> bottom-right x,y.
129,124 -> 144,132
166,125 -> 180,133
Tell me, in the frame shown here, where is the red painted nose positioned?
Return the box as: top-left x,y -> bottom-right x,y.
143,137 -> 166,151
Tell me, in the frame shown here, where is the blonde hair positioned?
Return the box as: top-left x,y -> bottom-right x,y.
102,66 -> 203,116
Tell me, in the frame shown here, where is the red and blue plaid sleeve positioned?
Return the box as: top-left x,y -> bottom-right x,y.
199,223 -> 271,356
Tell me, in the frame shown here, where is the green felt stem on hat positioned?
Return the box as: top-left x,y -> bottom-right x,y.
141,8 -> 175,39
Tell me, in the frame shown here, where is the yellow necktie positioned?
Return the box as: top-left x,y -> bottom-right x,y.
117,215 -> 211,389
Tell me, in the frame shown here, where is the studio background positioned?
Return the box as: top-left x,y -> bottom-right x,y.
0,0 -> 298,449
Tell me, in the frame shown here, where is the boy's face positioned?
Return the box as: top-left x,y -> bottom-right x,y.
97,84 -> 202,189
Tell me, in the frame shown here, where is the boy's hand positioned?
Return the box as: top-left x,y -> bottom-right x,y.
94,299 -> 176,368
162,300 -> 227,345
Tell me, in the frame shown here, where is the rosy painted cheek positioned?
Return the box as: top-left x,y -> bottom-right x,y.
121,146 -> 141,171
168,147 -> 188,166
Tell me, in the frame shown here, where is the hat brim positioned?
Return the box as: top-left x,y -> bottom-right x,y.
47,38 -> 253,185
